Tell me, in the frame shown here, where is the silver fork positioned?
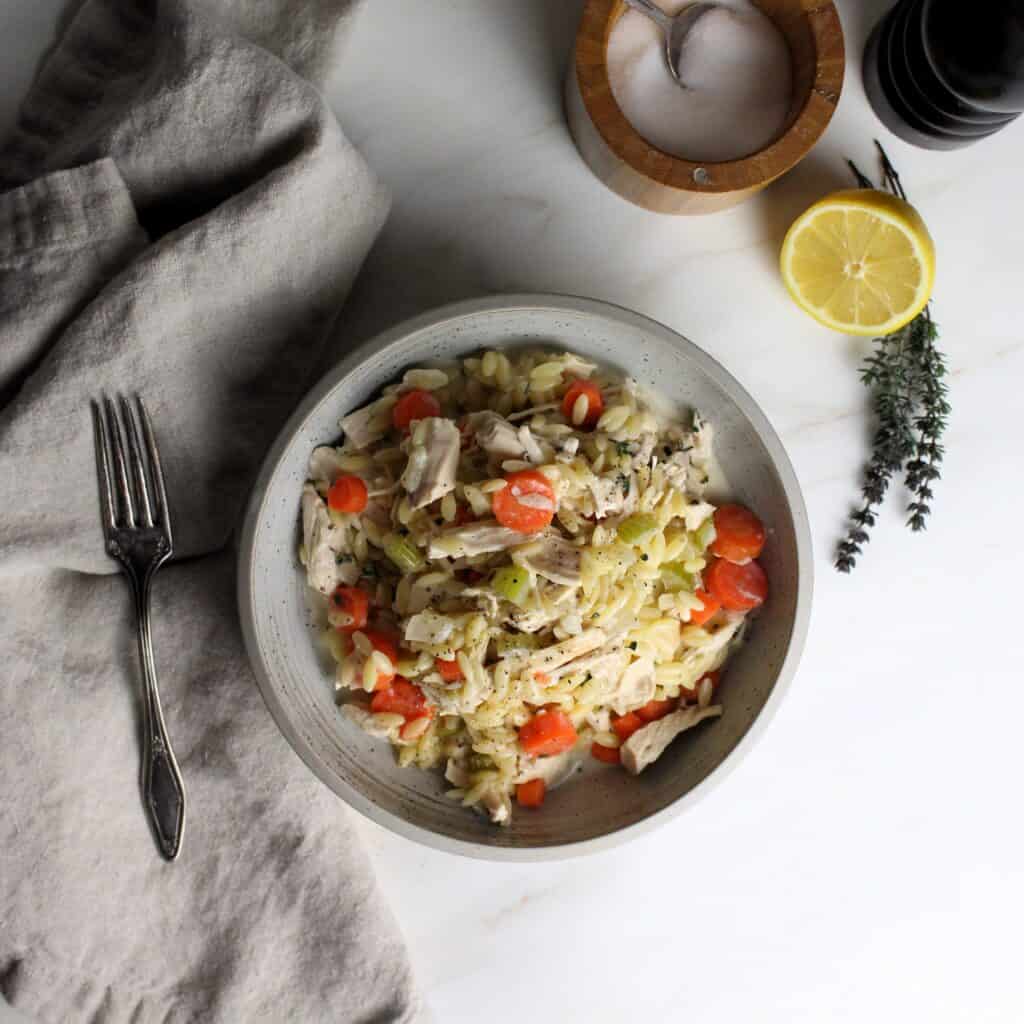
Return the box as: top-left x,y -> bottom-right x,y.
92,395 -> 185,861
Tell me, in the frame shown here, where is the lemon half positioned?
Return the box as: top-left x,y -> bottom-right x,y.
780,189 -> 935,336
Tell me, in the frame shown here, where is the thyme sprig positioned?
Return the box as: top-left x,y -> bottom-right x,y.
835,144 -> 950,573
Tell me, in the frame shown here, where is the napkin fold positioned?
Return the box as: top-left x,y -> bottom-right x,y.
0,1 -> 423,1021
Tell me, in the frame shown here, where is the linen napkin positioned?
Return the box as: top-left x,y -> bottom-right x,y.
0,1 -> 425,1021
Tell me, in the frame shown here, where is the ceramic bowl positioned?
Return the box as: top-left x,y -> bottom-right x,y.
238,295 -> 813,860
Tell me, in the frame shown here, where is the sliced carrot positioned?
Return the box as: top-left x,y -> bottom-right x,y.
492,470 -> 557,533
435,655 -> 463,682
636,698 -> 677,723
611,712 -> 644,741
370,677 -> 432,720
326,474 -> 368,514
364,630 -> 400,658
518,708 -> 577,756
561,379 -> 604,430
710,504 -> 766,563
590,742 -> 621,765
515,778 -> 546,808
392,389 -> 441,431
687,587 -> 721,627
329,586 -> 370,633
705,557 -> 768,611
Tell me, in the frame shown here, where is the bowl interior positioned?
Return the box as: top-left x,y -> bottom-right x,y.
239,297 -> 812,859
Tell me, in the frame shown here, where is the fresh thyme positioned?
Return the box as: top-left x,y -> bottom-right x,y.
835,143 -> 950,573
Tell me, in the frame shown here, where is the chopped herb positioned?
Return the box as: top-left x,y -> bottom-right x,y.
615,441 -> 633,456
617,473 -> 630,495
641,553 -> 649,562
336,553 -> 354,564
629,641 -> 638,651
360,563 -> 379,579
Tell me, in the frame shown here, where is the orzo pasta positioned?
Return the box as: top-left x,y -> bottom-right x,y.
299,349 -> 769,824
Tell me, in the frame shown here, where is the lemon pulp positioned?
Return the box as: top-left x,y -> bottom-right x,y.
780,189 -> 936,336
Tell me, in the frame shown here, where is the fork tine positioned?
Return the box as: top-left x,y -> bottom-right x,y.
136,396 -> 172,542
104,396 -> 136,527
91,401 -> 116,533
120,395 -> 154,527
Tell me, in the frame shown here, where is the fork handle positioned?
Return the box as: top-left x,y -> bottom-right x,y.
134,575 -> 186,860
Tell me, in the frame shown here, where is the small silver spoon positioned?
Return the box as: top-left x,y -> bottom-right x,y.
623,0 -> 719,87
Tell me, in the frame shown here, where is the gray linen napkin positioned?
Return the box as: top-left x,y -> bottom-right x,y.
0,1 -> 424,1021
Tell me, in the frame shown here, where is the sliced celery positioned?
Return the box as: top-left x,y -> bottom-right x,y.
616,513 -> 659,546
660,560 -> 697,592
694,517 -> 717,550
383,533 -> 424,574
492,566 -> 531,607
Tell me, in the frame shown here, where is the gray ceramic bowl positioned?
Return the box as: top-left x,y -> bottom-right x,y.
238,295 -> 812,860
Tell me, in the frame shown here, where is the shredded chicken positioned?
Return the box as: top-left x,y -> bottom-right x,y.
662,448 -> 691,490
547,644 -> 627,686
445,755 -> 470,788
529,629 -> 607,675
589,472 -> 637,519
629,434 -> 657,470
508,585 -> 576,633
480,786 -> 511,826
342,704 -> 400,739
300,484 -> 357,595
458,586 -> 501,620
402,417 -> 459,509
607,656 -> 656,715
514,748 -> 577,787
404,610 -> 455,645
517,424 -> 545,464
339,395 -> 396,450
307,446 -> 349,485
407,572 -> 456,615
512,534 -> 582,586
419,682 -> 464,716
428,521 -> 528,559
472,411 -> 527,461
620,704 -> 723,775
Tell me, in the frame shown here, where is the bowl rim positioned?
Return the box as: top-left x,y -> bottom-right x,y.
238,293 -> 814,861
572,0 -> 845,193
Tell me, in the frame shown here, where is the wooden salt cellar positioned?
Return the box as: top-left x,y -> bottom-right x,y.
566,0 -> 845,215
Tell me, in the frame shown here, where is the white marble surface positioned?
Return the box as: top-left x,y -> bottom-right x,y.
4,1 -> 1024,1021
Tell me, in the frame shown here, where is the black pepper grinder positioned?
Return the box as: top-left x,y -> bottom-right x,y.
864,0 -> 1024,150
